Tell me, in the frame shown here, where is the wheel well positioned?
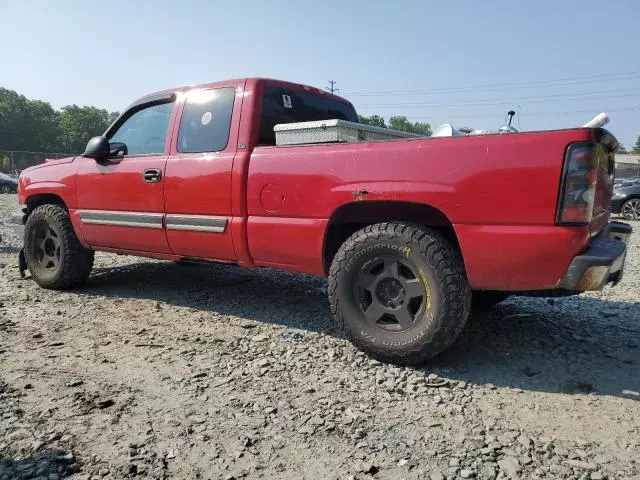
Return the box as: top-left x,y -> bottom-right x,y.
25,194 -> 67,213
323,201 -> 461,274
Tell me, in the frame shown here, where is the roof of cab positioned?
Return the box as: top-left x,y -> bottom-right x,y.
131,77 -> 353,108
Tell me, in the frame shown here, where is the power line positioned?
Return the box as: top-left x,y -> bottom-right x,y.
387,106 -> 640,121
356,88 -> 640,109
345,71 -> 640,96
326,80 -> 339,94
342,71 -> 640,97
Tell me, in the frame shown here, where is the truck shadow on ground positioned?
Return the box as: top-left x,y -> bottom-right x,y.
84,260 -> 640,400
0,449 -> 77,479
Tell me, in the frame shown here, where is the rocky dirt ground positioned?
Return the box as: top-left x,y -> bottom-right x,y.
0,193 -> 639,480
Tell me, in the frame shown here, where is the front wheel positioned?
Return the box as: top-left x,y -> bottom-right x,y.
328,223 -> 471,365
621,198 -> 640,220
24,204 -> 95,290
0,185 -> 11,194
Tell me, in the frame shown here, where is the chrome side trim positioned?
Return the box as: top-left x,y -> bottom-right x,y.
77,210 -> 228,233
166,214 -> 228,233
81,219 -> 162,229
79,210 -> 163,229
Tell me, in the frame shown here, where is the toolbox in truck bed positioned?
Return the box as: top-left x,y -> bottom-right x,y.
273,119 -> 422,146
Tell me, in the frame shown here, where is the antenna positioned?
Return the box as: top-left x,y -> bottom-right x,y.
506,110 -> 516,126
499,109 -> 518,134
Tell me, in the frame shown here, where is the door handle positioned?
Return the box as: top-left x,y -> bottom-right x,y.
143,169 -> 162,183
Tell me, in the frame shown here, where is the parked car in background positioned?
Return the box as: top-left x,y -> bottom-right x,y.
612,183 -> 640,220
614,176 -> 640,188
0,172 -> 18,193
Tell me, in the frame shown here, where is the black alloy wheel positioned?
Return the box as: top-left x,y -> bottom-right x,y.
355,255 -> 429,332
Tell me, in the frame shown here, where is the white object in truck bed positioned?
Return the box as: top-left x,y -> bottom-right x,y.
581,113 -> 609,128
273,119 -> 422,146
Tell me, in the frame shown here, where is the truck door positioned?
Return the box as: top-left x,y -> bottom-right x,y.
75,96 -> 176,253
163,84 -> 243,260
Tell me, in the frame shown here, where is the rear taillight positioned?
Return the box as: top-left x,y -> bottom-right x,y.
557,143 -> 598,224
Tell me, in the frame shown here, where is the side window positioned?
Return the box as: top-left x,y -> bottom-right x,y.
109,102 -> 173,156
178,88 -> 235,153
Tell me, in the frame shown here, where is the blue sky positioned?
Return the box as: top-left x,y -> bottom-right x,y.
1,0 -> 639,148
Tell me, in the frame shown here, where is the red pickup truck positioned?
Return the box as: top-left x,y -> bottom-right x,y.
10,77 -> 631,364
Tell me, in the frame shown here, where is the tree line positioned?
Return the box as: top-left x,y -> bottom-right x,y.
358,114 -> 432,136
2,85 -> 638,174
0,87 -> 119,172
618,137 -> 640,154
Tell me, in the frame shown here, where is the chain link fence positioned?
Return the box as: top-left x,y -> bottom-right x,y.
614,154 -> 640,179
0,150 -> 75,175
615,161 -> 640,179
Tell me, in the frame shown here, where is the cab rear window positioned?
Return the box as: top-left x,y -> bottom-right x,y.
259,86 -> 358,145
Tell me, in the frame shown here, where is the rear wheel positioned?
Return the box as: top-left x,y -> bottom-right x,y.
328,222 -> 471,365
0,185 -> 10,194
621,198 -> 640,220
24,205 -> 94,289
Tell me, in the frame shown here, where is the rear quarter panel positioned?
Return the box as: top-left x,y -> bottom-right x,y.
246,128 -> 594,287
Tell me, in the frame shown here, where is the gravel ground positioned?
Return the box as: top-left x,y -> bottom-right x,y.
0,193 -> 638,480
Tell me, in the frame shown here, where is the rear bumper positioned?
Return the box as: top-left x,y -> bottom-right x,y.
558,221 -> 631,291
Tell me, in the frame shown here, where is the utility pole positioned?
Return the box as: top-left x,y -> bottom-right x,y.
326,80 -> 339,94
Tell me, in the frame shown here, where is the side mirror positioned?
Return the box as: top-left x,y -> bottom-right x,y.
83,136 -> 110,160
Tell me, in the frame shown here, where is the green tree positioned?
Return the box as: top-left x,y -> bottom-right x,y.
358,114 -> 386,128
631,136 -> 640,154
0,88 -> 61,152
0,155 -> 11,173
0,87 -> 119,163
58,105 -> 120,153
617,144 -> 628,154
388,116 -> 431,136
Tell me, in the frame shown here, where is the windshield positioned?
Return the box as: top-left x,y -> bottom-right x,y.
259,86 -> 357,145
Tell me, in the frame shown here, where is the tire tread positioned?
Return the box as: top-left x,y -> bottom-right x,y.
24,204 -> 94,290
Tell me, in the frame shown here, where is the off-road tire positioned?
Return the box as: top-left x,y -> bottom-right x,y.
24,204 -> 94,290
328,222 -> 471,365
471,291 -> 510,312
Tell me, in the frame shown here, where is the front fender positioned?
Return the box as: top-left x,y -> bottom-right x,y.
19,162 -> 78,209
18,165 -> 87,248
21,181 -> 71,201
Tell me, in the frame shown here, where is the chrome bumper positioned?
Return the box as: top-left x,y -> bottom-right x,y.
558,221 -> 632,291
